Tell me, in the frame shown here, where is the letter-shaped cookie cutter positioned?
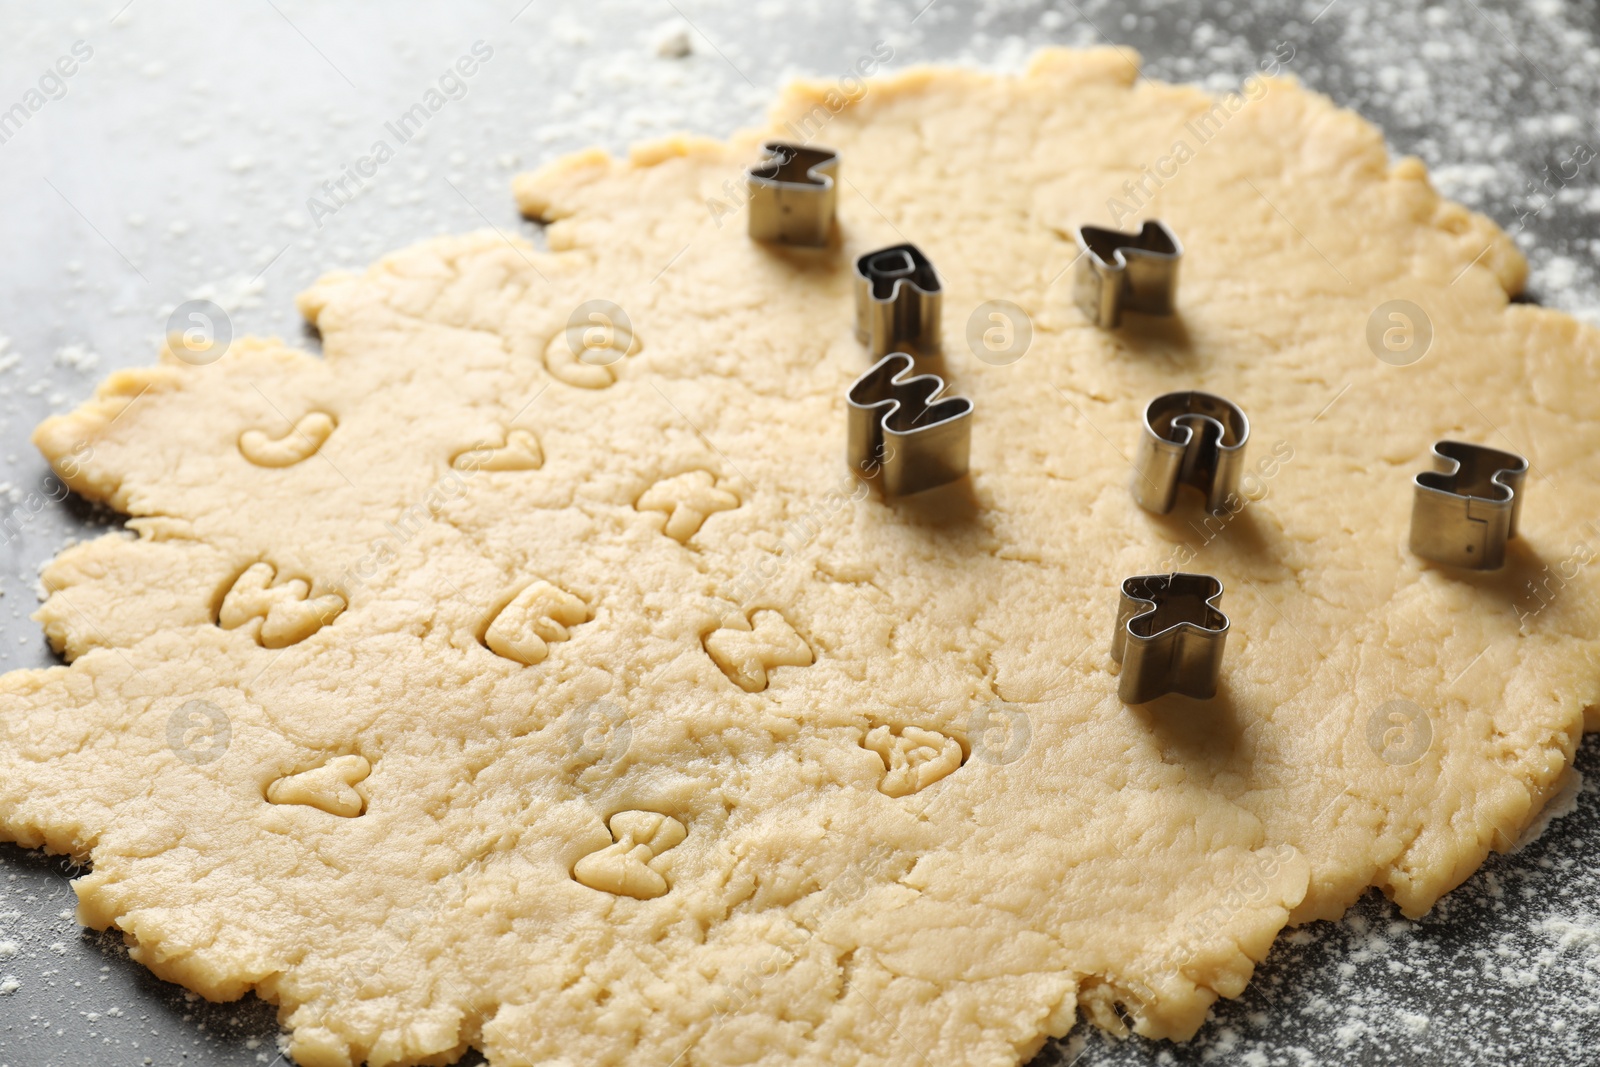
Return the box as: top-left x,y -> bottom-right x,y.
1075,220 -> 1183,328
1133,391 -> 1250,514
1111,573 -> 1229,704
747,142 -> 839,246
855,243 -> 942,357
847,352 -> 972,497
1410,440 -> 1528,570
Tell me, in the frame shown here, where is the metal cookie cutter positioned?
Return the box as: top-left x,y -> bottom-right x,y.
1075,220 -> 1183,328
1111,573 -> 1229,704
747,142 -> 839,247
855,243 -> 942,357
1410,440 -> 1529,570
1133,391 -> 1250,514
847,352 -> 972,496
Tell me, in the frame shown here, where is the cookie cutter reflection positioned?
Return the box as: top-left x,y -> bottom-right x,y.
1111,573 -> 1228,704
855,243 -> 942,358
746,141 -> 839,246
846,352 -> 972,497
1410,440 -> 1528,570
166,700 -> 231,765
1132,391 -> 1250,515
1074,220 -> 1182,328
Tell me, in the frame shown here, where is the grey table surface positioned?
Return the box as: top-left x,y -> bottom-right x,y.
2,1 -> 1599,1065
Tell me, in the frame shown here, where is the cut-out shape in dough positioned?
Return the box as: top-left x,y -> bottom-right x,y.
453,429 -> 543,471
218,562 -> 346,648
863,725 -> 964,798
573,810 -> 686,900
239,412 -> 336,467
635,470 -> 739,543
266,755 -> 371,817
483,580 -> 589,665
703,609 -> 813,693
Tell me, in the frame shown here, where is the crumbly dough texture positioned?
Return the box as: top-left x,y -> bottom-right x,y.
3,49 -> 1598,1067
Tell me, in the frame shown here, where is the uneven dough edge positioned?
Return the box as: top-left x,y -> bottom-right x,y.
512,47 -> 1525,299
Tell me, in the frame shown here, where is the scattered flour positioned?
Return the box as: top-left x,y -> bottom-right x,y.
181,274 -> 266,315
1332,1020 -> 1368,1047
52,344 -> 100,373
1534,917 -> 1600,955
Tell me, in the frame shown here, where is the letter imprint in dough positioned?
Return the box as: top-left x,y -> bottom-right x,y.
863,725 -> 963,797
483,580 -> 589,665
573,810 -> 686,900
453,428 -> 543,471
219,562 -> 346,648
703,609 -> 813,692
635,470 -> 739,543
239,412 -> 337,467
266,755 -> 371,817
